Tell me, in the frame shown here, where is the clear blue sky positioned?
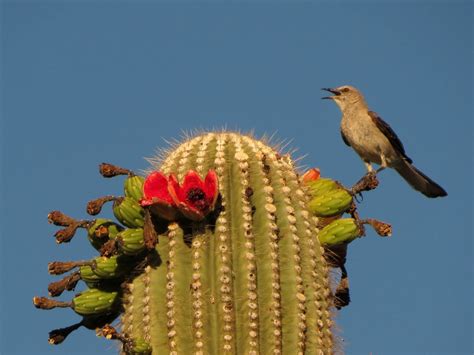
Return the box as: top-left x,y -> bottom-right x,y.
1,1 -> 472,354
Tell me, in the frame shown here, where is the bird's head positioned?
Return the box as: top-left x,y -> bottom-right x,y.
322,85 -> 366,111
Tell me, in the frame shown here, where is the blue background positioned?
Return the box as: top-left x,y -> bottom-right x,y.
1,1 -> 472,354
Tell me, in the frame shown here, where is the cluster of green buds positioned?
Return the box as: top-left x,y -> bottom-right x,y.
34,160 -> 222,352
34,132 -> 393,354
301,168 -> 392,309
34,164 -> 153,354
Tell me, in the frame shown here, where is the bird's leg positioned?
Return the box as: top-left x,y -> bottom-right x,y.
364,161 -> 375,174
376,154 -> 387,173
353,161 -> 375,201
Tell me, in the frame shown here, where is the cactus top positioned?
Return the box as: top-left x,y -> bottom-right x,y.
120,132 -> 335,354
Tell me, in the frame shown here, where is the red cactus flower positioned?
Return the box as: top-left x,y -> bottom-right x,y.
302,168 -> 321,184
140,171 -> 178,221
168,170 -> 219,221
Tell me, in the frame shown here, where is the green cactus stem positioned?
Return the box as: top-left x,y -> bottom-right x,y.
117,132 -> 333,354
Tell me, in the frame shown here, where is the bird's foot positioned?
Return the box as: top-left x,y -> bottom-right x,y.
350,172 -> 379,196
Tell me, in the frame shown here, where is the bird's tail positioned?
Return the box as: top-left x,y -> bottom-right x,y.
394,160 -> 447,198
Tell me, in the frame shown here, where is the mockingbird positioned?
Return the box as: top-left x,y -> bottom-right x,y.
322,85 -> 447,198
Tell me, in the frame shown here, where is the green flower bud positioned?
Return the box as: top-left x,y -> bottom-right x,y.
124,175 -> 145,202
128,338 -> 152,355
72,288 -> 119,316
116,228 -> 145,256
318,218 -> 361,246
87,219 -> 123,250
79,265 -> 102,286
113,197 -> 145,228
308,188 -> 353,217
91,255 -> 133,279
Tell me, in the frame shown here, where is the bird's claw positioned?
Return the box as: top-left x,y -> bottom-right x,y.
353,192 -> 364,203
351,172 -> 379,196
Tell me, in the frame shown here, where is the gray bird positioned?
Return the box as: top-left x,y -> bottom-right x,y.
322,85 -> 447,198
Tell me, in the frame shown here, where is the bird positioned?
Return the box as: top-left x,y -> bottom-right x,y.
322,85 -> 447,198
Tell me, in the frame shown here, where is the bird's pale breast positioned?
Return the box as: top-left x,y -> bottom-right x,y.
341,112 -> 400,166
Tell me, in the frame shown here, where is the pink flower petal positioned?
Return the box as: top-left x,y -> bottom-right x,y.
142,171 -> 175,205
168,174 -> 185,206
203,170 -> 218,207
181,170 -> 205,195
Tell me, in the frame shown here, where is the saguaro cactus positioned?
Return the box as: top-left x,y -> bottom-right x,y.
35,132 -> 390,354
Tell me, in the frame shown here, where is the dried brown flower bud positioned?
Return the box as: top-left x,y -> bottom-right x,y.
97,324 -> 120,340
100,239 -> 118,257
96,324 -> 131,349
48,272 -> 81,297
54,225 -> 80,244
48,261 -> 89,275
334,276 -> 350,310
143,209 -> 158,250
363,218 -> 392,237
86,196 -> 115,216
94,225 -> 110,239
33,296 -> 71,310
48,211 -> 76,227
48,323 -> 82,345
99,163 -> 131,178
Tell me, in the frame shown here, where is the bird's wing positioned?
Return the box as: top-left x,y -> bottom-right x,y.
340,129 -> 351,147
368,111 -> 412,163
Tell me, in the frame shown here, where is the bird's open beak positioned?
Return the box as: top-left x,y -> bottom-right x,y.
321,88 -> 341,100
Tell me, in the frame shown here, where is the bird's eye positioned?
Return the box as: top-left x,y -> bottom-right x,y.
341,88 -> 350,93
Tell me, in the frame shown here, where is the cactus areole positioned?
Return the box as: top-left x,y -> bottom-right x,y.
35,132 -> 392,354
